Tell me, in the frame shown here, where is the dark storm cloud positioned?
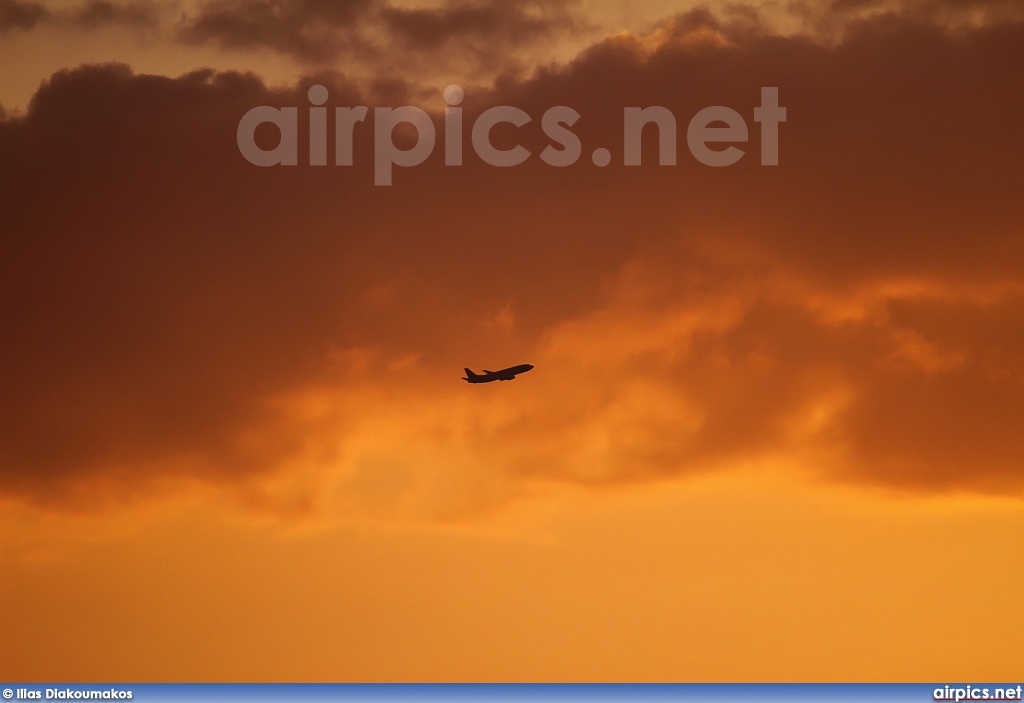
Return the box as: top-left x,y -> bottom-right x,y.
0,64 -> 373,502
174,0 -> 583,71
68,0 -> 159,28
2,8 -> 1024,508
0,0 -> 157,32
0,0 -> 49,30
380,1 -> 578,50
175,0 -> 375,60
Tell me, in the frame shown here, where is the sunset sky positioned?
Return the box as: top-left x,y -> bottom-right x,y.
2,0 -> 1024,681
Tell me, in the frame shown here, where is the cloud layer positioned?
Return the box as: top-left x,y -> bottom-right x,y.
0,0 -> 158,31
2,9 -> 1023,516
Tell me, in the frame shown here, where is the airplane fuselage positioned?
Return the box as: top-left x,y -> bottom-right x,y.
463,364 -> 534,383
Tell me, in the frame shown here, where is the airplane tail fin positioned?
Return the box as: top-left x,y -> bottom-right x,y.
463,367 -> 477,382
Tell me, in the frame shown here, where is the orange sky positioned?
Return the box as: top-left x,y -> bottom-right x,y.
2,0 -> 1024,682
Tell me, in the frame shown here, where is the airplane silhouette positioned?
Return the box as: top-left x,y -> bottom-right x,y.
463,364 -> 534,383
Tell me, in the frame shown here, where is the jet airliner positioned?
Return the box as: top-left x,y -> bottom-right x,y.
463,364 -> 534,383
